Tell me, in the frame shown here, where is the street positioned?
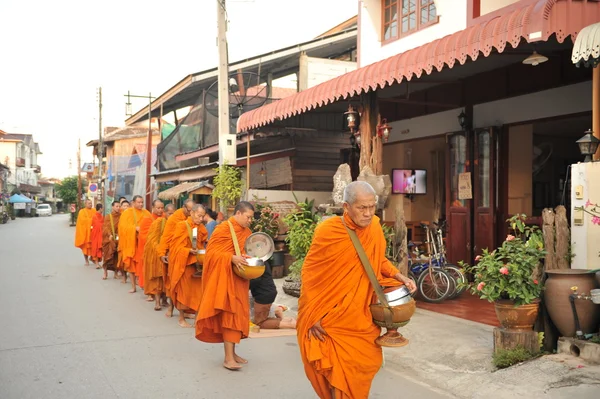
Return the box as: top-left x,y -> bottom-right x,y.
0,215 -> 451,399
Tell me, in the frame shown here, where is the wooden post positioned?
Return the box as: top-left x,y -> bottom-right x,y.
358,92 -> 379,173
593,67 -> 600,161
554,205 -> 569,270
493,328 -> 540,354
542,208 -> 556,270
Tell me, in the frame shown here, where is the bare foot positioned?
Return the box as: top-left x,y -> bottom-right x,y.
121,279 -> 127,284
178,319 -> 193,328
161,299 -> 169,307
223,361 -> 242,371
184,313 -> 196,319
154,305 -> 162,311
113,273 -> 118,279
165,308 -> 173,318
102,271 -> 108,280
233,354 -> 248,364
145,296 -> 154,302
129,288 -> 136,294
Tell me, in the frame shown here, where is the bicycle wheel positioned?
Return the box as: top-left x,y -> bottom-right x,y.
417,268 -> 452,303
444,264 -> 467,299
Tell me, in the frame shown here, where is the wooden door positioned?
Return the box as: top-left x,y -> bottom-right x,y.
445,132 -> 472,264
473,128 -> 497,257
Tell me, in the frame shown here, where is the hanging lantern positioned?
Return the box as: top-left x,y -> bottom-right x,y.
576,130 -> 600,163
344,105 -> 358,132
377,119 -> 392,142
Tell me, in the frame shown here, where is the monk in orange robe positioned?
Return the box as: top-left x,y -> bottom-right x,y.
297,181 -> 417,399
170,204 -> 208,328
118,195 -> 152,293
102,201 -> 121,280
157,198 -> 195,317
135,200 -> 163,295
74,199 -> 96,266
90,203 -> 104,269
195,201 -> 255,370
144,204 -> 176,310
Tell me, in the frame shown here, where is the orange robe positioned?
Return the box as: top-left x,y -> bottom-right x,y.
169,218 -> 208,312
157,208 -> 188,293
102,211 -> 121,271
74,208 -> 96,256
118,207 -> 152,274
134,213 -> 159,288
143,217 -> 167,296
195,217 -> 252,344
90,211 -> 104,261
297,214 -> 401,399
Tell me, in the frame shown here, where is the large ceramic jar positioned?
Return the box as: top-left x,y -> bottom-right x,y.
545,269 -> 600,337
494,299 -> 540,331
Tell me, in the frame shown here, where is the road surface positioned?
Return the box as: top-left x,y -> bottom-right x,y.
0,214 -> 451,399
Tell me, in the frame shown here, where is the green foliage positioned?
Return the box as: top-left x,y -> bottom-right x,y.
284,197 -> 320,278
55,176 -> 86,207
458,214 -> 546,306
492,346 -> 535,369
590,335 -> 600,344
538,332 -> 544,349
212,163 -> 242,209
250,203 -> 280,239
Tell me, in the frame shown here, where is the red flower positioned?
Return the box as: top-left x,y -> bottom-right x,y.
475,255 -> 482,262
506,234 -> 515,241
477,282 -> 485,291
534,279 -> 539,285
499,267 -> 509,275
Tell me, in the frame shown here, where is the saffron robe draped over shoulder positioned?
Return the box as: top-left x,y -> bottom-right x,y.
297,214 -> 401,399
74,208 -> 96,255
102,211 -> 121,271
134,213 -> 158,288
143,217 -> 166,296
118,207 -> 152,273
169,218 -> 208,311
90,211 -> 104,260
195,217 -> 252,344
157,208 -> 188,292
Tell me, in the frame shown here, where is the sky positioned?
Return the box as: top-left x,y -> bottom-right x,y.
0,0 -> 357,178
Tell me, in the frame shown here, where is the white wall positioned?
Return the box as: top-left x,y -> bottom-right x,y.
386,107 -> 463,142
474,81 -> 592,128
298,55 -> 357,91
480,0 -> 519,15
359,0 -> 468,67
0,142 -> 16,184
571,162 -> 600,270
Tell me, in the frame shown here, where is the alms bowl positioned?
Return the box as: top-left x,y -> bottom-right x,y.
233,257 -> 265,280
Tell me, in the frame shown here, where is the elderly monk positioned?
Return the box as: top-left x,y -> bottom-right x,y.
74,199 -> 96,266
195,201 -> 255,371
297,181 -> 417,399
118,195 -> 152,293
144,203 -> 176,311
90,203 -> 104,269
157,198 -> 195,318
102,201 -> 121,280
169,204 -> 208,328
135,200 -> 164,297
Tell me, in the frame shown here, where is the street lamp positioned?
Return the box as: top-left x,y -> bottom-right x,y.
576,129 -> 600,163
377,118 -> 392,142
123,91 -> 157,211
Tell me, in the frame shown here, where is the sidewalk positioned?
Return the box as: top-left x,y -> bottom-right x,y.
272,279 -> 600,399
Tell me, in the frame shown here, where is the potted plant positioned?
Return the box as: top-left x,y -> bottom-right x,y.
250,203 -> 285,272
282,198 -> 320,297
459,214 -> 546,331
212,163 -> 242,214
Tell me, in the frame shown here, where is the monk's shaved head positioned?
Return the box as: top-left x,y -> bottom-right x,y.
343,181 -> 377,205
165,204 -> 175,212
182,198 -> 195,216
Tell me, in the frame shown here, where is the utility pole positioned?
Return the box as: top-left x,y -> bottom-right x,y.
77,138 -> 82,210
217,0 -> 236,165
98,87 -> 104,214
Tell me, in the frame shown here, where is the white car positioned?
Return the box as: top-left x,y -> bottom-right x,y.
36,204 -> 52,216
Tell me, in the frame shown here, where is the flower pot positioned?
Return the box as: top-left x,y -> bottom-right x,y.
544,269 -> 600,337
282,278 -> 301,298
270,250 -> 285,266
494,299 -> 540,331
272,265 -> 284,279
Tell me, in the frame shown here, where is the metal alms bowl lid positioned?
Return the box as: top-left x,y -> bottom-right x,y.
244,232 -> 275,262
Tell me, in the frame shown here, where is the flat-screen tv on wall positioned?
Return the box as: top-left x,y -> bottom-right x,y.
392,169 -> 427,194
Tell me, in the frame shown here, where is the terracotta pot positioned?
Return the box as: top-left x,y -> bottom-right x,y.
545,269 -> 600,337
494,299 -> 540,331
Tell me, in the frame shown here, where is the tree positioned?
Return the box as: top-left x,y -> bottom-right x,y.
56,176 -> 86,207
212,163 -> 242,211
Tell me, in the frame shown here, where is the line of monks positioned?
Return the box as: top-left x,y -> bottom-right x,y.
75,197 -> 258,370
74,181 -> 416,398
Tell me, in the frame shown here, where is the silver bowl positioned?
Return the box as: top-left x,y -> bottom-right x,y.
246,257 -> 265,267
382,286 -> 412,306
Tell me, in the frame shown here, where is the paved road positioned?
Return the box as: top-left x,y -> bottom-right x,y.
0,215 -> 451,399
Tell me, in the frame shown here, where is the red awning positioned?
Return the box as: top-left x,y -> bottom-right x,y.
238,0 -> 600,132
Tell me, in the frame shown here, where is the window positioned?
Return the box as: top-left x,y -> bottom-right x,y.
382,0 -> 437,42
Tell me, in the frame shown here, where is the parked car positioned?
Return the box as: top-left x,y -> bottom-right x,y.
36,204 -> 52,217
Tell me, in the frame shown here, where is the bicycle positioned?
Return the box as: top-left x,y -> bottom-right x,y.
429,221 -> 467,299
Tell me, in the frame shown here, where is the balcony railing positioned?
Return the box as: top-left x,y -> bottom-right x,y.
16,157 -> 25,167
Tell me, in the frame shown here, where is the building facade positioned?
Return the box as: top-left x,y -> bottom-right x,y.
0,133 -> 42,196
